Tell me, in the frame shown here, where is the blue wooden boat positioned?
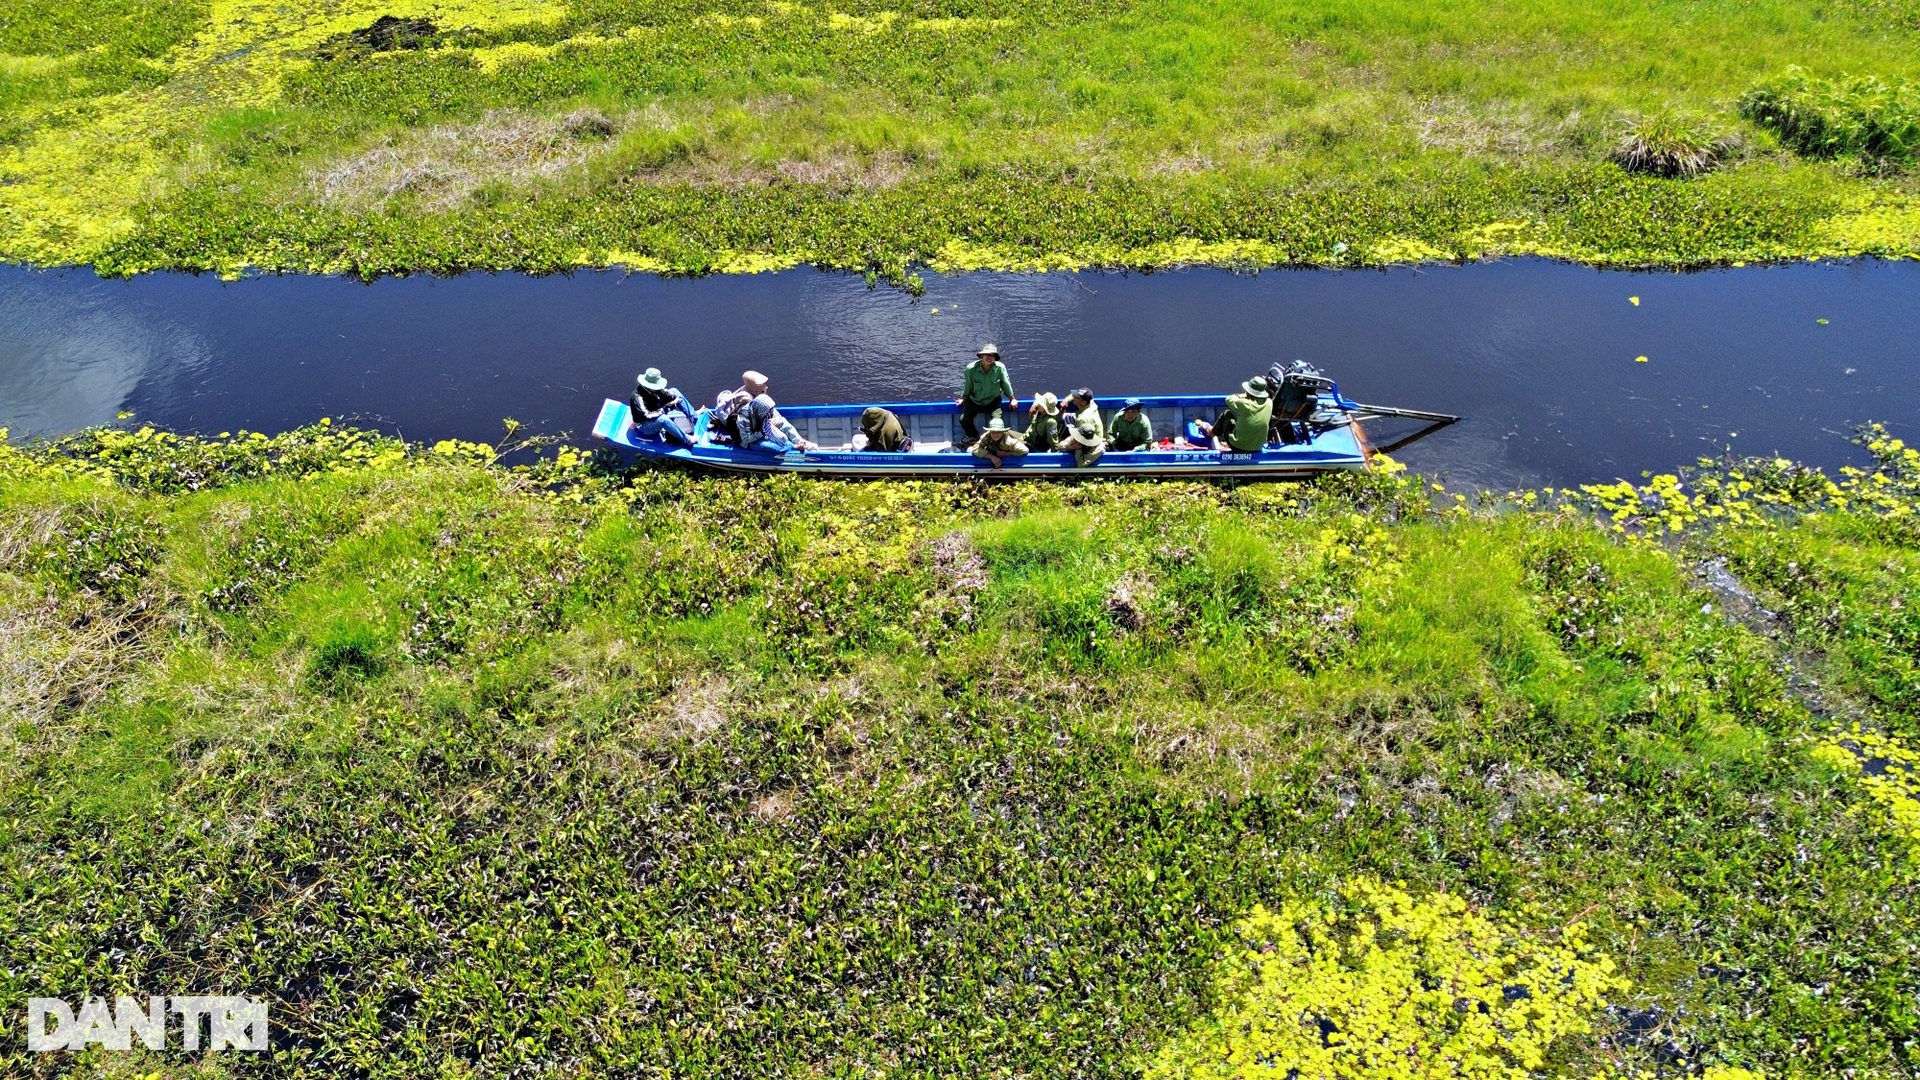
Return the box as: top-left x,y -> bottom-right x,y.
592,387 -> 1456,480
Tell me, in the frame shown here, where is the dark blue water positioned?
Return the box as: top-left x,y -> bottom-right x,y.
3,259 -> 1916,489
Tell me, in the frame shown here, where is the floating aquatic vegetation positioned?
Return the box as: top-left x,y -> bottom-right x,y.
1572,426 -> 1920,539
0,0 -> 564,262
1815,728 -> 1920,852
1142,879 -> 1627,1080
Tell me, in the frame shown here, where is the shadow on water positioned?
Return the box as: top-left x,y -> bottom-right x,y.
2,258 -> 1917,490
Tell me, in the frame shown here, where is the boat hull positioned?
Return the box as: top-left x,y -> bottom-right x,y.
592,395 -> 1371,479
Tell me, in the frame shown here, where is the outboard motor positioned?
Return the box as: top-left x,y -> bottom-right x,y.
1266,361 -> 1332,444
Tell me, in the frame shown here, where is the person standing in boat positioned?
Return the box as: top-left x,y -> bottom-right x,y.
628,367 -> 696,446
1107,398 -> 1153,451
1060,387 -> 1106,467
957,343 -> 1016,445
736,370 -> 815,453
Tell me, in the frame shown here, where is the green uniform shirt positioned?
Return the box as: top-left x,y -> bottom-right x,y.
1069,403 -> 1104,444
1108,410 -> 1152,450
971,431 -> 1028,459
1222,393 -> 1274,452
1024,411 -> 1062,451
962,361 -> 1015,406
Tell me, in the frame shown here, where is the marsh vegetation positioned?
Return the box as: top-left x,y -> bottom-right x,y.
1,422 -> 1916,1076
3,0 -> 1920,274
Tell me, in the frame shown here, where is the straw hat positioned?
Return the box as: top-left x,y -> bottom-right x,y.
637,367 -> 668,391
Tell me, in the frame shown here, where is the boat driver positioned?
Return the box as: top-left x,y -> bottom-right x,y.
627,367 -> 696,446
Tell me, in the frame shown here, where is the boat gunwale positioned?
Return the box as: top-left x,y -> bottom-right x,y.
592,398 -> 1373,478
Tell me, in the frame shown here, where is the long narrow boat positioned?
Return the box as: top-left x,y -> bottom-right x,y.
592,387 -> 1457,480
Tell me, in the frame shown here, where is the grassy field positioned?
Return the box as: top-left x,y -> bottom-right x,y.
2,0 -> 1920,274
2,422 -> 1917,1077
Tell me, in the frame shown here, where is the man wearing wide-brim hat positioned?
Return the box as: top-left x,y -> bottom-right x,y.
957,343 -> 1016,446
1060,386 -> 1106,468
628,366 -> 696,446
970,415 -> 1029,469
1023,392 -> 1063,451
1196,378 -> 1274,453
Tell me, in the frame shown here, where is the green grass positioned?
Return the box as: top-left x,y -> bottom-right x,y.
3,0 -> 1920,272
1,424 -> 1917,1077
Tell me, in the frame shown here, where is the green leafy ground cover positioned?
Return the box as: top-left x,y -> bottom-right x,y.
4,0 -> 1920,275
2,422 -> 1917,1077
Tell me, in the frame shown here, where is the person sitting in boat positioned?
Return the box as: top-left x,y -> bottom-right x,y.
858,406 -> 908,452
1195,379 -> 1274,452
1107,398 -> 1153,451
957,343 -> 1016,446
736,370 -> 816,453
1023,392 -> 1063,451
1060,387 -> 1106,467
971,416 -> 1028,469
708,388 -> 751,445
628,367 -> 696,446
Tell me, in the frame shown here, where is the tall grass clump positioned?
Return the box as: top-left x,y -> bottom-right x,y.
1741,67 -> 1920,168
1609,112 -> 1728,178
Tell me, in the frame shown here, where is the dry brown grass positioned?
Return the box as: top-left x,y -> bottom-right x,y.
0,584 -> 139,752
1415,97 -> 1588,159
310,109 -> 623,209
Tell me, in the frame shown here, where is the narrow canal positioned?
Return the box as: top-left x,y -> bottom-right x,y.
2,258 -> 1916,490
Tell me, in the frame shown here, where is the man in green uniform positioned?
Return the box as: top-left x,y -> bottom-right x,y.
1198,379 -> 1275,452
1060,387 -> 1105,467
859,406 -> 907,451
971,417 -> 1028,469
1023,393 -> 1063,451
1107,398 -> 1153,451
957,343 -> 1016,445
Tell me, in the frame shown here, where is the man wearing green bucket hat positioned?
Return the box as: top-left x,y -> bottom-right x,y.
1196,378 -> 1274,452
1060,387 -> 1106,467
627,367 -> 696,446
971,416 -> 1028,469
957,343 -> 1016,446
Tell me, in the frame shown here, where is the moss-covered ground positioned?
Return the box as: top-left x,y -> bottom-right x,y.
3,0 -> 1920,276
2,422 -> 1917,1077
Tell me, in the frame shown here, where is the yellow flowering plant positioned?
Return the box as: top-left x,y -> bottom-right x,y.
1814,727 -> 1920,853
1144,879 -> 1628,1080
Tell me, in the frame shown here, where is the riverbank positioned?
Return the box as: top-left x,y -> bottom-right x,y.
4,0 -> 1920,276
2,421 -> 1916,1076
